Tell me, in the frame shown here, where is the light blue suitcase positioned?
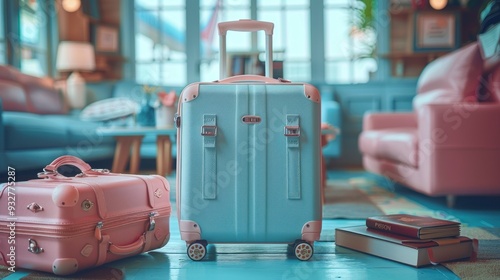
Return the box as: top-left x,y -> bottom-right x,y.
175,20 -> 322,261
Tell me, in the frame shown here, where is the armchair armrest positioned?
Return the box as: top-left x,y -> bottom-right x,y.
362,112 -> 416,131
417,103 -> 500,148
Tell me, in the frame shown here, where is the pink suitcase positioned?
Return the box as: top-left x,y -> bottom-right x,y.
0,156 -> 171,275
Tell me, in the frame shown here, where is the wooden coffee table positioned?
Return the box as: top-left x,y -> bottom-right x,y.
97,126 -> 177,175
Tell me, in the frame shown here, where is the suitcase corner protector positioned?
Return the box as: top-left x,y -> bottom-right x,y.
179,220 -> 202,242
304,84 -> 320,103
52,258 -> 79,275
301,220 -> 322,242
180,83 -> 200,103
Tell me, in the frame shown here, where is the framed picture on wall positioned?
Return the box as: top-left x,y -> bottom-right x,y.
92,25 -> 119,54
413,11 -> 460,52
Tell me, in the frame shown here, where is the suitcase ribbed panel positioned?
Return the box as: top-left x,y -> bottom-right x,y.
235,85 -> 250,240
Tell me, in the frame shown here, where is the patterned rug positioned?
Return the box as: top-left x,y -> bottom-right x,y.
323,179 -> 384,219
323,177 -> 460,220
443,228 -> 500,280
348,177 -> 460,220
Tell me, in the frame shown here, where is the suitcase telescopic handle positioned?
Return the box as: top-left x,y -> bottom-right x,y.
218,20 -> 274,36
218,19 -> 274,79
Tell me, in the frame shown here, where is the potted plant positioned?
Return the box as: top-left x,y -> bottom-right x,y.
352,0 -> 377,60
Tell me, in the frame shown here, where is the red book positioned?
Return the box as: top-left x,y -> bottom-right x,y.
366,214 -> 461,239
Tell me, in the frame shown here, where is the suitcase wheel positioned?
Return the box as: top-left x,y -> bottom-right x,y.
294,240 -> 314,261
187,240 -> 207,261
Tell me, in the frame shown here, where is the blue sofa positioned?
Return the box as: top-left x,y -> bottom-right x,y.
0,65 -> 116,173
0,66 -> 182,175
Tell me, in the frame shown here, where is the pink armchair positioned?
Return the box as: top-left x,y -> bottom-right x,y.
358,42 -> 500,207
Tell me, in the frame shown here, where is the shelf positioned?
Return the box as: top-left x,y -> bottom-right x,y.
389,6 -> 465,16
385,5 -> 482,78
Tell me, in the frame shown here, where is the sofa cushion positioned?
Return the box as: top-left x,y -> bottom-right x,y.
0,80 -> 30,112
3,112 -> 114,150
414,42 -> 483,109
21,75 -> 66,115
359,127 -> 418,167
0,65 -> 66,114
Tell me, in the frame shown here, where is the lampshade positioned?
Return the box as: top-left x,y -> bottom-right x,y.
56,41 -> 96,72
430,0 -> 448,10
62,0 -> 81,12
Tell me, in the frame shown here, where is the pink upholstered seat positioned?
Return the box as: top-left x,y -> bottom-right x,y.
358,42 -> 500,206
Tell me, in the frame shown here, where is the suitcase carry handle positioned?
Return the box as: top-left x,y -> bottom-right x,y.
43,155 -> 92,173
39,155 -> 108,179
109,235 -> 146,255
218,19 -> 274,79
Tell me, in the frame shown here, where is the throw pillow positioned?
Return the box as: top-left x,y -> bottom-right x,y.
80,97 -> 139,122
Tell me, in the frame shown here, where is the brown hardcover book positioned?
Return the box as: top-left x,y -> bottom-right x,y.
366,214 -> 461,239
335,226 -> 475,267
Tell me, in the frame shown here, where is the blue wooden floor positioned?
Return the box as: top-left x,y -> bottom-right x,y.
5,170 -> 500,280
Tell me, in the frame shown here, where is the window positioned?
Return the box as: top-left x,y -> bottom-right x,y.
200,0 -> 251,82
200,0 -> 311,82
0,0 -> 53,76
257,0 -> 310,82
132,0 -> 378,85
324,0 -> 376,83
19,0 -> 50,76
134,0 -> 186,86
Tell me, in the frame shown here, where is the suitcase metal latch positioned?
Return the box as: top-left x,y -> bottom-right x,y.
28,239 -> 44,254
284,126 -> 301,137
201,125 -> 217,137
95,222 -> 103,241
242,115 -> 261,124
148,212 -> 158,231
174,114 -> 181,128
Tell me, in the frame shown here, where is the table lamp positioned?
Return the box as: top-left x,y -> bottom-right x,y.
56,41 -> 95,109
61,0 -> 81,12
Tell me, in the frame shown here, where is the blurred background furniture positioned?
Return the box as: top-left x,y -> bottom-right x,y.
56,41 -> 96,109
0,65 -> 180,174
97,126 -> 176,175
358,41 -> 500,207
0,65 -> 115,172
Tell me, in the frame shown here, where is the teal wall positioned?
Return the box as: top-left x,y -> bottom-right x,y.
319,79 -> 417,167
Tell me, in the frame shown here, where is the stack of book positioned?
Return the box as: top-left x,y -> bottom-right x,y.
335,214 -> 477,267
